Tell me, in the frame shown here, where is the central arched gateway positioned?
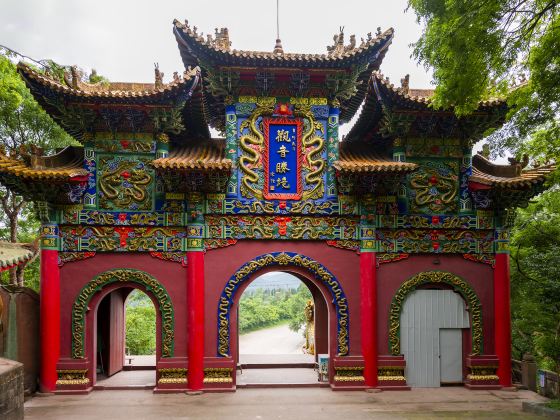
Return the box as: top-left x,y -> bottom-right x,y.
216,252 -> 349,384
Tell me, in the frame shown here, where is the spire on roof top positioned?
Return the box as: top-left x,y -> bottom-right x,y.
273,0 -> 284,54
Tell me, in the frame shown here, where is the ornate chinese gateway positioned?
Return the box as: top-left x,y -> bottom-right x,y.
0,19 -> 554,393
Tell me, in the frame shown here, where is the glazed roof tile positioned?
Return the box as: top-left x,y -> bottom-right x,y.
0,242 -> 35,272
173,20 -> 394,67
345,72 -> 506,142
334,142 -> 418,173
470,154 -> 555,188
17,63 -> 201,104
371,72 -> 504,107
152,139 -> 231,171
0,147 -> 87,180
173,20 -> 394,128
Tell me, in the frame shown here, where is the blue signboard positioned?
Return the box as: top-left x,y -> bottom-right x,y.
263,118 -> 302,200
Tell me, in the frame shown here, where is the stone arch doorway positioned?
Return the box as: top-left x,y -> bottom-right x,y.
71,269 -> 174,387
389,271 -> 483,387
217,252 -> 349,385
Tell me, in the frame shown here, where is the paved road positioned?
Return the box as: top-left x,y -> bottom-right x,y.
239,323 -> 305,354
25,388 -> 549,419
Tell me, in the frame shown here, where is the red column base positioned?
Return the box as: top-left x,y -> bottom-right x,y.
54,358 -> 91,395
464,354 -> 501,390
202,357 -> 236,392
377,355 -> 410,390
331,356 -> 367,391
153,357 -> 188,393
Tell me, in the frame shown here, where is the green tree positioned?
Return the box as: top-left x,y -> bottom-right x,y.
238,284 -> 312,334
0,49 -> 76,287
125,290 -> 156,355
510,189 -> 560,375
407,0 -> 560,162
282,284 -> 312,333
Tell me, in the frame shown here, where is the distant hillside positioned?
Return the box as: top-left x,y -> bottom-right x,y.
244,272 -> 302,293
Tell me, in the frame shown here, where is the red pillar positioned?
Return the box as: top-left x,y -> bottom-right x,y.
39,249 -> 60,392
360,252 -> 378,388
494,252 -> 512,387
187,251 -> 205,391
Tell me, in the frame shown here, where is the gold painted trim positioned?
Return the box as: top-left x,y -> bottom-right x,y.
334,375 -> 365,382
467,374 -> 499,381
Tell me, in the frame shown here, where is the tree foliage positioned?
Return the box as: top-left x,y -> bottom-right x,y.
239,284 -> 312,334
125,290 -> 156,355
510,189 -> 560,373
0,49 -> 78,287
407,0 -> 559,161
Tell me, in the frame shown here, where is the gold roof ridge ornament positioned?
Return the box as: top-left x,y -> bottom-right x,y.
173,18 -> 394,63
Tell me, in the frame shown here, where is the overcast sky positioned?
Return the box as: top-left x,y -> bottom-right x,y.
1,0 -> 432,86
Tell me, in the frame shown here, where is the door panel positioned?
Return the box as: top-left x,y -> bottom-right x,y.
107,291 -> 125,376
440,328 -> 463,383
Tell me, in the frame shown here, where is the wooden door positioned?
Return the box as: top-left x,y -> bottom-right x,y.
106,291 -> 125,376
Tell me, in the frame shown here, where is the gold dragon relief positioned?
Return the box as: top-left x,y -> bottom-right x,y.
295,105 -> 325,200
98,157 -> 154,211
409,161 -> 459,213
238,104 -> 272,199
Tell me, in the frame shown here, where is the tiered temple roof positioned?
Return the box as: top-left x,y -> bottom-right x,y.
0,146 -> 87,203
470,154 -> 555,188
17,64 -> 203,141
0,21 -> 553,205
0,242 -> 35,272
152,139 -> 231,171
0,146 -> 86,181
345,72 -> 507,143
334,142 -> 417,174
173,20 -> 394,129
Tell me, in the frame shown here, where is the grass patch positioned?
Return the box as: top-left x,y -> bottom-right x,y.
545,399 -> 560,410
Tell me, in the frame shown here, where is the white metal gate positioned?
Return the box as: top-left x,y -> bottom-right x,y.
400,289 -> 470,387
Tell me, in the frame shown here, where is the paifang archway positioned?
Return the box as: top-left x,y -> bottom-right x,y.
71,268 -> 175,359
216,252 -> 349,357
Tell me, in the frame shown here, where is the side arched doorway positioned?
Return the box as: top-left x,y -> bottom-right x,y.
71,269 -> 174,388
217,252 -> 349,386
389,271 -> 483,388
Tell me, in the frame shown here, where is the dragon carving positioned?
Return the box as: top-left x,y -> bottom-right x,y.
295,106 -> 325,200
238,104 -> 274,199
410,165 -> 458,213
99,160 -> 152,210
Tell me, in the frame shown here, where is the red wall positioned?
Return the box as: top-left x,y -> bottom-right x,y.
377,254 -> 495,355
204,241 -> 361,358
59,253 -> 188,361
58,247 -> 493,373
